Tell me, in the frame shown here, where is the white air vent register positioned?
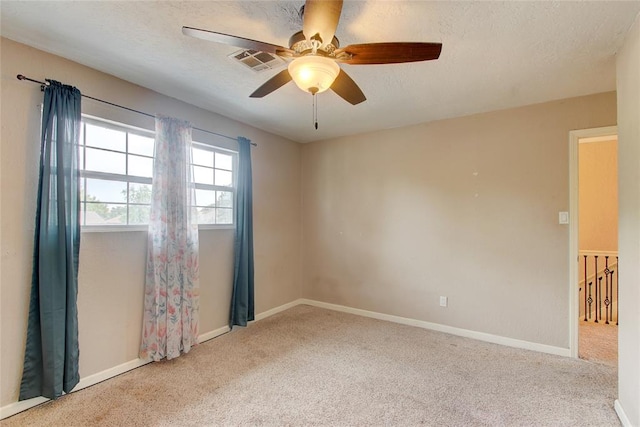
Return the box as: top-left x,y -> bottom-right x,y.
229,49 -> 284,72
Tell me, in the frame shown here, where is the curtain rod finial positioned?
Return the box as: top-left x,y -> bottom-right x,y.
17,74 -> 49,90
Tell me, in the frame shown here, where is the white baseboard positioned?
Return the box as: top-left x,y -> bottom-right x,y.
0,397 -> 49,421
254,299 -> 301,321
76,358 -> 150,391
198,325 -> 231,343
614,400 -> 632,427
299,299 -> 571,357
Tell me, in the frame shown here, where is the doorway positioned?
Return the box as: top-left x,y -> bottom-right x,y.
569,126 -> 618,364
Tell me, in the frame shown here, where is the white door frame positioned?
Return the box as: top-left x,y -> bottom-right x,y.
568,125 -> 618,358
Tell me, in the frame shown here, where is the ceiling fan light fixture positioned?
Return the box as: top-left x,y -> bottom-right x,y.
287,55 -> 340,94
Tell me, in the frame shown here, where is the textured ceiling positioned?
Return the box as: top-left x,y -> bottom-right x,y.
2,1 -> 639,143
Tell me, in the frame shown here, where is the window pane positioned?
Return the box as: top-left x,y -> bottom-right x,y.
197,207 -> 216,224
85,203 -> 126,225
80,178 -> 85,202
86,178 -> 127,203
193,166 -> 213,185
85,123 -> 126,151
128,154 -> 153,178
216,208 -> 233,224
192,147 -> 213,167
195,189 -> 216,207
217,191 -> 233,208
129,183 -> 152,204
129,133 -> 154,156
129,205 -> 150,224
215,169 -> 233,187
215,152 -> 233,170
79,123 -> 85,146
79,145 -> 85,170
86,147 -> 126,175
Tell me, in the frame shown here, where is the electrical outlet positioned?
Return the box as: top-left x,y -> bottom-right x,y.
439,296 -> 448,307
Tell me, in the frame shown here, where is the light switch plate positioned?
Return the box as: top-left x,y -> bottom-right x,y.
559,211 -> 569,224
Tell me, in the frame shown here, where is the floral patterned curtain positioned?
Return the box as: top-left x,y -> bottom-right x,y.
140,115 -> 199,361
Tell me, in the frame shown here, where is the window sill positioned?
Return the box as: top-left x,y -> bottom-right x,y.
81,224 -> 235,233
198,224 -> 235,231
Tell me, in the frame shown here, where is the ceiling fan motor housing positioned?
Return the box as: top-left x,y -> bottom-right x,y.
288,30 -> 339,55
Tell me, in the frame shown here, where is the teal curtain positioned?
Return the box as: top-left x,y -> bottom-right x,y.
229,137 -> 254,327
20,80 -> 82,401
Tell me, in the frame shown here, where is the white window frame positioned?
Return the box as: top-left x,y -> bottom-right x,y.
191,141 -> 238,231
79,114 -> 237,232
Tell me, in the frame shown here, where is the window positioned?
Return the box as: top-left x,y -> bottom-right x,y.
79,118 -> 154,227
79,116 -> 236,229
191,143 -> 236,225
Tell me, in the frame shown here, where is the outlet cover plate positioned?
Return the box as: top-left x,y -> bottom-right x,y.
559,211 -> 569,224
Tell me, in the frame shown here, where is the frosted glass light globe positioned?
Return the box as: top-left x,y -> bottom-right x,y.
288,56 -> 340,94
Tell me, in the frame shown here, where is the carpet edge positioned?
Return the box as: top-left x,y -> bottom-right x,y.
299,299 -> 572,357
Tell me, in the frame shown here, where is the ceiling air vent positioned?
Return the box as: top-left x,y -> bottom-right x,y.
229,49 -> 284,72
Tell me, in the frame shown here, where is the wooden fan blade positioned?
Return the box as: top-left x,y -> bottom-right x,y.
335,42 -> 442,65
182,26 -> 293,56
303,0 -> 343,48
250,69 -> 293,98
330,69 -> 366,105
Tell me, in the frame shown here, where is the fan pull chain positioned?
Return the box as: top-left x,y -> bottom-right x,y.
311,93 -> 318,130
313,92 -> 318,130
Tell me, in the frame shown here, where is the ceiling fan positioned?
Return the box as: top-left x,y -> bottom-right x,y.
182,0 -> 442,105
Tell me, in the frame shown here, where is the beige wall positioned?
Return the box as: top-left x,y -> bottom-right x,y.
301,92 -> 616,349
0,38 -> 302,407
578,139 -> 618,252
616,12 -> 640,427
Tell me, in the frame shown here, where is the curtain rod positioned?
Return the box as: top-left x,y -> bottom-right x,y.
16,74 -> 256,147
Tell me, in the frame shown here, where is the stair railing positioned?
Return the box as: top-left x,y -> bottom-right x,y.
579,252 -> 618,325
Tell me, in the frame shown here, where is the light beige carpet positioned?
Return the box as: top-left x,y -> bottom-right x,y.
2,305 -> 619,426
579,320 -> 618,367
